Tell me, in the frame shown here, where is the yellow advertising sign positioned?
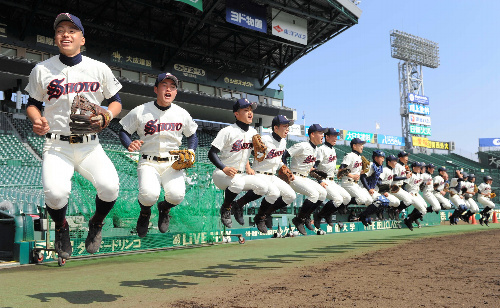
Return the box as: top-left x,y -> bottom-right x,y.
412,137 -> 449,150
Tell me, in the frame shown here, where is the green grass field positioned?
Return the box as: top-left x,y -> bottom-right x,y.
1,223 -> 498,307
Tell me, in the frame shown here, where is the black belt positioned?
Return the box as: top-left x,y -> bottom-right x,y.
46,133 -> 97,144
327,177 -> 335,181
142,155 -> 178,162
293,172 -> 308,178
256,171 -> 274,176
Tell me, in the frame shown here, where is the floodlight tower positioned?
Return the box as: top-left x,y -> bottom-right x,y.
390,30 -> 440,151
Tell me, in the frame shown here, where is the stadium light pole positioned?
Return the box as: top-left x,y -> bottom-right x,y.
390,30 -> 439,152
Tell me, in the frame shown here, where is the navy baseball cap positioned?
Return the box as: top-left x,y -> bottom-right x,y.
324,128 -> 340,136
372,150 -> 386,157
411,161 -> 422,168
272,115 -> 294,128
397,151 -> 409,157
350,138 -> 366,147
233,98 -> 257,112
307,124 -> 325,135
438,166 -> 447,172
155,72 -> 179,88
54,13 -> 85,35
386,155 -> 398,161
426,163 -> 435,169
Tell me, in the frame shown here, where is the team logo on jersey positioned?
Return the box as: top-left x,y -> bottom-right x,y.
327,155 -> 337,163
387,175 -> 393,180
230,139 -> 253,152
353,161 -> 362,168
265,149 -> 284,159
144,120 -> 183,135
47,78 -> 101,100
303,155 -> 316,164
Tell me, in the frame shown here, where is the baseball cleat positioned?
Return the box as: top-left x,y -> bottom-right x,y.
358,214 -> 369,227
484,219 -> 489,226
292,217 -> 307,235
304,217 -> 314,231
254,215 -> 268,233
337,222 -> 344,229
220,206 -> 232,228
265,215 -> 273,229
158,207 -> 171,233
136,212 -> 151,238
324,214 -> 334,227
231,204 -> 245,226
479,217 -> 484,226
86,220 -> 104,254
404,218 -> 413,231
54,224 -> 72,259
313,212 -> 322,229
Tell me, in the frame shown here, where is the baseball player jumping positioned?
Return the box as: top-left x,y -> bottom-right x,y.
281,124 -> 327,235
313,128 -> 350,228
119,73 -> 198,237
402,162 -> 428,231
25,13 -> 122,259
379,155 -> 403,220
390,151 -> 413,218
247,115 -> 297,233
208,98 -> 269,228
461,174 -> 480,223
477,176 -> 495,226
432,166 -> 453,211
447,171 -> 468,225
337,138 -> 374,226
420,163 -> 442,215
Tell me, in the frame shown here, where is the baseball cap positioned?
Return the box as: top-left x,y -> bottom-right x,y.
350,138 -> 366,147
438,166 -> 447,172
386,155 -> 398,161
307,124 -> 325,135
155,72 -> 179,88
397,151 -> 409,157
372,150 -> 386,157
54,13 -> 85,35
233,98 -> 257,112
411,161 -> 422,168
324,128 -> 340,136
272,115 -> 294,128
426,163 -> 435,169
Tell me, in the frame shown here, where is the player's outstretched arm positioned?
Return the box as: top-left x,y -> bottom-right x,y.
27,104 -> 49,136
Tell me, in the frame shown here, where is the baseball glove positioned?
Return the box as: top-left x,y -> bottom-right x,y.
378,184 -> 391,194
464,193 -> 471,200
490,192 -> 496,199
390,184 -> 400,193
252,134 -> 267,162
69,94 -> 112,134
419,182 -> 426,191
337,168 -> 350,179
361,156 -> 370,174
309,169 -> 328,181
169,150 -> 195,170
277,165 -> 293,184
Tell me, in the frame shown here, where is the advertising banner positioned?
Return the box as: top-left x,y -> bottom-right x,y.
344,130 -> 374,143
412,137 -> 449,150
377,134 -> 405,146
173,63 -> 207,81
226,0 -> 267,33
409,124 -> 431,136
407,93 -> 429,105
409,114 -> 431,126
479,138 -> 500,147
176,0 -> 203,11
271,8 -> 307,45
408,103 -> 430,115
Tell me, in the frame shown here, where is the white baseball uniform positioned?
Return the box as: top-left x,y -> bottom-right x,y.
463,181 -> 479,213
405,173 -> 427,214
448,178 -> 466,208
26,55 -> 121,209
477,182 -> 495,210
287,142 -> 326,203
432,175 -> 452,209
339,152 -> 371,206
251,134 -> 296,205
211,124 -> 268,197
421,172 -> 441,212
316,144 -> 350,207
391,162 -> 413,206
378,167 -> 400,208
120,102 -> 198,206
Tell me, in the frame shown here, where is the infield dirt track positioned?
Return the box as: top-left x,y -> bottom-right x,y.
1,224 -> 499,307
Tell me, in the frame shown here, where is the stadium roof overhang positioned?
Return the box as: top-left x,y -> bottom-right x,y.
0,0 -> 360,91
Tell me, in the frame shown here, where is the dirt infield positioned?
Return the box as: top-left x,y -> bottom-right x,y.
176,229 -> 500,308
2,225 -> 500,307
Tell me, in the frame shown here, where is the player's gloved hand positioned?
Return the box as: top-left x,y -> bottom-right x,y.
127,140 -> 144,152
223,166 -> 238,177
32,117 -> 50,135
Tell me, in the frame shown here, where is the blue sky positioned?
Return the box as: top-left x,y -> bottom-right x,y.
270,0 -> 500,156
